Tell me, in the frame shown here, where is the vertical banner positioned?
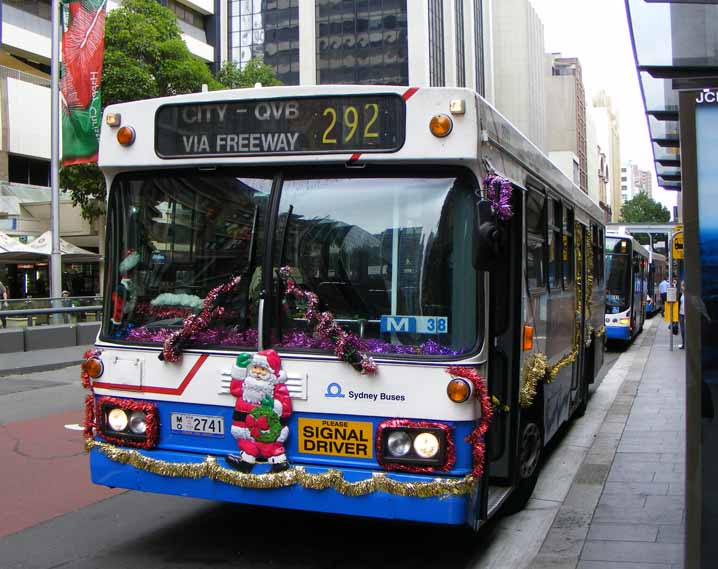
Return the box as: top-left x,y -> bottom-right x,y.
60,0 -> 106,166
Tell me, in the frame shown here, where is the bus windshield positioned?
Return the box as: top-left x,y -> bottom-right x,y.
103,168 -> 480,358
605,238 -> 631,312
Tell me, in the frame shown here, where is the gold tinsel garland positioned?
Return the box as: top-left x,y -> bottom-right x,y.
519,352 -> 549,408
85,439 -> 475,498
547,350 -> 578,383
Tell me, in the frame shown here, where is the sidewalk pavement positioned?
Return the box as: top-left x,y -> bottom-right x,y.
531,318 -> 685,569
0,345 -> 92,376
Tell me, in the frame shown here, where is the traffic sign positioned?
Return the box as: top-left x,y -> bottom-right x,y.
673,233 -> 684,259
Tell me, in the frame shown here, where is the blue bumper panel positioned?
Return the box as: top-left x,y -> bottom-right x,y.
606,325 -> 631,341
89,447 -> 470,526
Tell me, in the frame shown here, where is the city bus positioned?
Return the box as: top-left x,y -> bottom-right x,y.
605,232 -> 649,343
82,85 -> 606,529
646,249 -> 668,317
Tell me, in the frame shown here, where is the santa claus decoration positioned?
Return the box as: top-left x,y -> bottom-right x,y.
227,350 -> 292,473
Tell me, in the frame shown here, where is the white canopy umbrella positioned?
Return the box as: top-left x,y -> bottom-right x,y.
24,231 -> 101,262
0,231 -> 44,261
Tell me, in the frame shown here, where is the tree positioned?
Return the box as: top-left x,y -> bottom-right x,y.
62,0 -> 280,219
619,192 -> 671,224
215,59 -> 282,89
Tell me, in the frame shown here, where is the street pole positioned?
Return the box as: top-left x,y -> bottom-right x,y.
50,0 -> 62,316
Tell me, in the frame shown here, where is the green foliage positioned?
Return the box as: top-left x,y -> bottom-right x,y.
59,163 -> 106,220
619,192 -> 671,224
214,59 -> 283,89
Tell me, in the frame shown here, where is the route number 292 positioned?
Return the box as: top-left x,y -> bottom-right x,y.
322,103 -> 380,144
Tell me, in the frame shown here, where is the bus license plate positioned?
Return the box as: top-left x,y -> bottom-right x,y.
171,413 -> 225,437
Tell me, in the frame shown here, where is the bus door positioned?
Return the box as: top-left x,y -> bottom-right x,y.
570,222 -> 588,407
471,188 -> 523,525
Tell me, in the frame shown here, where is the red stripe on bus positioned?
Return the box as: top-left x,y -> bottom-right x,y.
93,354 -> 209,396
402,87 -> 419,101
347,87 -> 418,164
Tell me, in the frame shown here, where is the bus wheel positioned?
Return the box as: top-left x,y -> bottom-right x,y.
503,420 -> 543,515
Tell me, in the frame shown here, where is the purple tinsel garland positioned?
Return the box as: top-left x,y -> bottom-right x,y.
125,327 -> 462,357
281,266 -> 377,374
483,174 -> 513,221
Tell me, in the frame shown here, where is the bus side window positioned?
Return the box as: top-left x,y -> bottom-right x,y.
526,189 -> 546,290
562,207 -> 574,288
548,198 -> 562,290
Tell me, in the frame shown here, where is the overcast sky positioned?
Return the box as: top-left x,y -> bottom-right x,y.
530,0 -> 679,216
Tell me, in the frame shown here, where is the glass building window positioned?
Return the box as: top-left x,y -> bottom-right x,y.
167,0 -> 204,29
473,0 -> 484,95
6,0 -> 50,20
455,0 -> 465,88
9,154 -> 49,187
228,0 -> 300,86
428,0 -> 445,87
316,0 -> 408,85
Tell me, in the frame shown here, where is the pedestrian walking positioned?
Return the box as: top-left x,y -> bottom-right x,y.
0,280 -> 8,328
659,277 -> 669,315
679,281 -> 686,350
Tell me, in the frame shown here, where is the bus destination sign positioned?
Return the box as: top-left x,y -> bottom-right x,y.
155,94 -> 406,158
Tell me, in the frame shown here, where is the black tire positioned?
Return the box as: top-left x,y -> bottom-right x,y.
502,419 -> 544,515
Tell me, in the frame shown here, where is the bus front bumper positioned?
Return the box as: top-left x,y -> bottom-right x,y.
606,325 -> 631,341
89,444 -> 473,526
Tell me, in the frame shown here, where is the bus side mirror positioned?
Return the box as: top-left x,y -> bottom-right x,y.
474,199 -> 499,271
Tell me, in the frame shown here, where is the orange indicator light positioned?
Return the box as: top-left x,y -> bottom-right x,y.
429,114 -> 453,138
117,126 -> 136,146
522,324 -> 534,351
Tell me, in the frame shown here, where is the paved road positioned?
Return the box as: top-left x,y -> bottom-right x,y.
0,343 -> 625,569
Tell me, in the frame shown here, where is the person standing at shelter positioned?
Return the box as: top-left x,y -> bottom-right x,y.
659,277 -> 669,315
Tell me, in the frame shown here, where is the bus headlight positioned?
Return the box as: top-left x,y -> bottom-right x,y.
387,431 -> 412,457
378,422 -> 451,470
107,408 -> 128,431
413,432 -> 440,458
619,318 -> 630,326
98,397 -> 158,449
128,411 -> 147,434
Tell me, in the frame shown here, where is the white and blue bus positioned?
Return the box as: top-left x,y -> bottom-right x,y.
604,232 -> 649,343
82,85 -> 606,529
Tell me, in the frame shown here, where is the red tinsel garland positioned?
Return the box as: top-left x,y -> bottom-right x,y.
83,394 -> 96,439
376,419 -> 455,473
447,366 -> 493,478
280,266 -> 377,374
161,275 -> 242,363
95,396 -> 159,449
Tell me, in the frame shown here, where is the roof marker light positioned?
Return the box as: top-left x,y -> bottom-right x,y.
106,113 -> 121,127
117,126 -> 136,146
429,114 -> 453,138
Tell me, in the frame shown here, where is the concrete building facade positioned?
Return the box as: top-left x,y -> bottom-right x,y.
621,160 -> 654,203
491,0 -> 546,151
592,90 -> 621,221
546,55 -> 588,194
